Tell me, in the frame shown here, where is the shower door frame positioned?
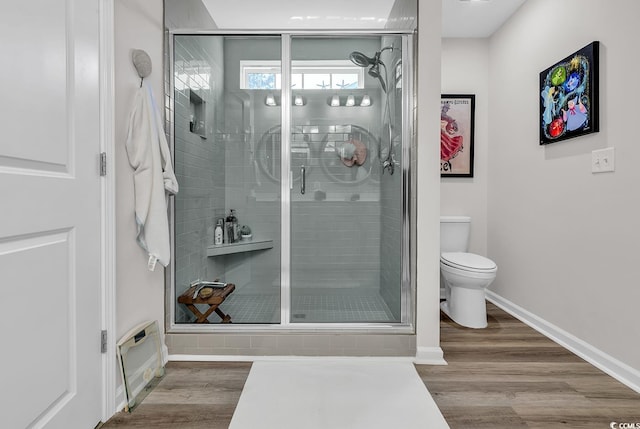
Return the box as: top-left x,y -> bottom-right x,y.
166,30 -> 415,334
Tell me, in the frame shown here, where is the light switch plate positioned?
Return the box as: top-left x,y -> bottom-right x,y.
592,147 -> 615,173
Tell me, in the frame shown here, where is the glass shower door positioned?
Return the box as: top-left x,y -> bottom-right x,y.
171,33 -> 409,327
173,35 -> 283,324
288,36 -> 405,323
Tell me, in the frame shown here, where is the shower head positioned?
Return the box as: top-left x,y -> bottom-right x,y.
349,46 -> 396,93
349,51 -> 376,67
349,46 -> 395,67
368,64 -> 387,93
367,64 -> 380,78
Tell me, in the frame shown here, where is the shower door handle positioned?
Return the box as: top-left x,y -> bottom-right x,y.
300,165 -> 306,194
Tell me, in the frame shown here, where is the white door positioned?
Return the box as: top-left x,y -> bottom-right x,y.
0,0 -> 103,428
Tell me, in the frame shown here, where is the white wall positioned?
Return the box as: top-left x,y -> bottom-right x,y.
387,0 -> 416,30
441,38 -> 489,255
114,0 -> 165,343
415,0 -> 444,362
165,0 -> 217,29
488,0 -> 640,373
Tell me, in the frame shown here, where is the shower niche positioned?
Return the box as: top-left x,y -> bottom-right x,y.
170,33 -> 412,328
188,89 -> 207,138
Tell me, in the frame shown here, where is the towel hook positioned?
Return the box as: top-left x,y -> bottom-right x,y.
132,49 -> 152,88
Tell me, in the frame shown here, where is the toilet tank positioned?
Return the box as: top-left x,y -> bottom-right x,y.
440,216 -> 471,253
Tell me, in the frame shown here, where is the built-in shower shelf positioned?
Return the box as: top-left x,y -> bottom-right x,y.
206,238 -> 273,257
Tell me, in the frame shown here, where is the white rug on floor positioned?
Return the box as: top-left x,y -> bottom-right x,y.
229,359 -> 449,429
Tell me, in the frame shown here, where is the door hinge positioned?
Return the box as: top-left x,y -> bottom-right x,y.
100,152 -> 107,176
101,330 -> 108,353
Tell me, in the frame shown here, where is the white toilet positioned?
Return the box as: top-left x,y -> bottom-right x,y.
440,216 -> 497,328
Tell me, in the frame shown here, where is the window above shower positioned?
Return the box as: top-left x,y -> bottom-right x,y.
240,60 -> 364,90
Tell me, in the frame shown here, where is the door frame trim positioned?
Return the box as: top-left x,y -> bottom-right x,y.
279,34 -> 292,326
99,0 -> 117,421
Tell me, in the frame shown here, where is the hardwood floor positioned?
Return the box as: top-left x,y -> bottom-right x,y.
418,302 -> 640,428
103,303 -> 640,428
101,362 -> 252,429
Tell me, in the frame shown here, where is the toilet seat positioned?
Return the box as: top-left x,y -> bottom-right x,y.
441,252 -> 497,273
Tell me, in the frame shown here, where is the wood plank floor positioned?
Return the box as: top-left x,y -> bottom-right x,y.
103,303 -> 640,428
101,362 -> 252,429
418,302 -> 640,428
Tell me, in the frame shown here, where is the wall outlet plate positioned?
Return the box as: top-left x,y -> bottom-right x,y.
592,147 -> 615,173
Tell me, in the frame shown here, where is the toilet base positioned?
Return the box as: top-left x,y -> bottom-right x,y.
440,286 -> 488,329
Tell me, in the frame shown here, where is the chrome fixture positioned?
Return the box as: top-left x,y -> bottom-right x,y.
349,45 -> 398,174
349,46 -> 394,93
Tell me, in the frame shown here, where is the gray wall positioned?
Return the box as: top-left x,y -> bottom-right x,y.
173,35 -> 394,300
173,35 -> 226,322
221,37 -> 283,294
379,35 -> 404,320
488,0 -> 640,373
222,37 -> 388,292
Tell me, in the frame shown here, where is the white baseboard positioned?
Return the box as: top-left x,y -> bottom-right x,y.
115,387 -> 126,414
414,347 -> 447,365
486,291 -> 640,394
162,344 -> 169,365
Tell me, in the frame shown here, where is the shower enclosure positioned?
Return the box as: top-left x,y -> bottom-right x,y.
169,33 -> 413,329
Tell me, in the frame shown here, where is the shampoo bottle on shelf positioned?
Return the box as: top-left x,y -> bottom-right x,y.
231,209 -> 239,241
214,218 -> 224,246
226,209 -> 238,243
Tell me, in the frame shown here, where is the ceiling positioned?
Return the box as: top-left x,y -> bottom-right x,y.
201,0 -> 527,37
442,0 -> 527,38
201,0 -> 396,30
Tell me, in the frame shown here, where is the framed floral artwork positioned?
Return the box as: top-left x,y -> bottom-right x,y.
441,94 -> 475,177
540,41 -> 599,144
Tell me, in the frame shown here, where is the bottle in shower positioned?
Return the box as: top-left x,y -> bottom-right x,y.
226,209 -> 238,243
231,209 -> 239,241
214,218 -> 224,246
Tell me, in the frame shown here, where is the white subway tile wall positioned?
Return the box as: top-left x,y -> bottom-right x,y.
173,36 -> 226,323
379,37 -> 404,320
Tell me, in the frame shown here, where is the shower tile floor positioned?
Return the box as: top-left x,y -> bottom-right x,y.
216,289 -> 397,324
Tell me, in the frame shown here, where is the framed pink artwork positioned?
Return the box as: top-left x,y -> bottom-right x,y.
441,94 -> 475,177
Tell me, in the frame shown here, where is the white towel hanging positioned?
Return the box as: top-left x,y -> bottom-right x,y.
125,79 -> 179,270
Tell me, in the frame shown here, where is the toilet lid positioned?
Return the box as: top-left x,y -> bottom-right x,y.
441,252 -> 497,271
